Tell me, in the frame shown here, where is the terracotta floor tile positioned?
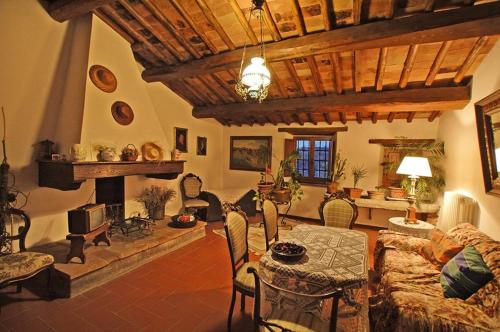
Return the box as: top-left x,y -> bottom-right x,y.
0,218 -> 379,331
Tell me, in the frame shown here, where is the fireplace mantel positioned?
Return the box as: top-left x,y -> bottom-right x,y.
38,160 -> 185,191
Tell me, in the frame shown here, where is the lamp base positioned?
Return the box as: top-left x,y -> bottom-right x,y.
405,206 -> 418,224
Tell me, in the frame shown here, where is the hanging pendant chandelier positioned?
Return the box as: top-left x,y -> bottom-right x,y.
235,0 -> 271,103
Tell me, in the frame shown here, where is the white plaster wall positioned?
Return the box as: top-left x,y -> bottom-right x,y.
222,120 -> 439,223
437,41 -> 500,240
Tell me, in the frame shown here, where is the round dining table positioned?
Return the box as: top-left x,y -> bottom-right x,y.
259,224 -> 369,332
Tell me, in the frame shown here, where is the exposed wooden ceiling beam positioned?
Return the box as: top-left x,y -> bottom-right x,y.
290,0 -> 306,36
307,113 -> 317,125
263,2 -> 282,41
375,47 -> 388,91
294,114 -> 305,126
352,0 -> 363,25
356,112 -> 363,124
369,139 -> 435,146
428,111 -> 440,122
142,0 -> 202,59
169,0 -> 218,54
193,85 -> 471,118
407,112 -> 416,123
307,56 -> 325,95
371,112 -> 378,124
285,60 -> 306,97
228,0 -> 259,45
143,0 -> 500,82
330,53 -> 343,95
267,64 -> 288,98
211,73 -> 240,101
266,116 -> 278,125
353,51 -> 362,92
387,112 -> 395,123
278,127 -> 348,135
399,44 -> 419,89
425,41 -> 452,86
281,114 -> 292,125
323,113 -> 333,125
93,8 -> 134,43
195,0 -> 236,50
339,112 -> 347,124
46,0 -> 114,22
143,2 -> 500,82
321,0 -> 332,30
454,36 -> 489,84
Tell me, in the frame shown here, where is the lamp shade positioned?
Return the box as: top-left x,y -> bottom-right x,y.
396,156 -> 432,177
241,57 -> 271,89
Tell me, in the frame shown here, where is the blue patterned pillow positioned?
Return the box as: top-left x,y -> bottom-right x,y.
440,245 -> 494,300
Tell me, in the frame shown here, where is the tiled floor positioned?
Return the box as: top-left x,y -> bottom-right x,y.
0,218 -> 378,332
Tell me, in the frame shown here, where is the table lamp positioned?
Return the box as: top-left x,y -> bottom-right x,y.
396,156 -> 432,223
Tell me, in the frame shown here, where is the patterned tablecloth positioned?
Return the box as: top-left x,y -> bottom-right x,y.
259,224 -> 369,332
388,217 -> 435,239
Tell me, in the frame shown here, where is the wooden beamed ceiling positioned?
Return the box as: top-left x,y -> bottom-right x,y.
43,0 -> 500,126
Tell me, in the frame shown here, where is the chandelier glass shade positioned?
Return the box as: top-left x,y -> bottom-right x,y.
235,0 -> 271,103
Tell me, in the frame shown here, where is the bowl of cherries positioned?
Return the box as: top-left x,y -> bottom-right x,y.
270,242 -> 306,262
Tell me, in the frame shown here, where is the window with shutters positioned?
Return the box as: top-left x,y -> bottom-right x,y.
285,136 -> 336,185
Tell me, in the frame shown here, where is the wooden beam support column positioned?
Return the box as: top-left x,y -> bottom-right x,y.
387,112 -> 395,123
399,44 -> 419,89
425,41 -> 452,86
428,111 -> 440,122
454,36 -> 489,84
375,47 -> 388,91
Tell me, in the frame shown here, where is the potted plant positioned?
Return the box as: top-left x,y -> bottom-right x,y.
136,185 -> 176,220
327,153 -> 347,194
368,186 -> 386,200
343,165 -> 367,199
271,151 -> 303,203
93,143 -> 117,162
257,165 -> 274,196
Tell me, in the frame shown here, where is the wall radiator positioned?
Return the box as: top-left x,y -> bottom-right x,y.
438,192 -> 478,232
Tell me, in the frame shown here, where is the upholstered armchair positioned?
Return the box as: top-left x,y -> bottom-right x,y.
262,199 -> 279,251
0,208 -> 55,298
319,193 -> 358,229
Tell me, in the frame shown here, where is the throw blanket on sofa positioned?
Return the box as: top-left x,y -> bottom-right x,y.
370,223 -> 499,332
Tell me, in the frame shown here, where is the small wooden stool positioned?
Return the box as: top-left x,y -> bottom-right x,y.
66,223 -> 111,263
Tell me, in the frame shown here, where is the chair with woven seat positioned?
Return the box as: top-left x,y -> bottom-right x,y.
0,208 -> 55,298
319,193 -> 358,229
180,173 -> 209,218
224,207 -> 257,331
262,199 -> 279,251
247,266 -> 343,332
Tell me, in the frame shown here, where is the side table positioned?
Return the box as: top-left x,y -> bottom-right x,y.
388,217 -> 435,239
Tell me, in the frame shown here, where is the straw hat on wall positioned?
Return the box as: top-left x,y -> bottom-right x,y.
141,142 -> 164,161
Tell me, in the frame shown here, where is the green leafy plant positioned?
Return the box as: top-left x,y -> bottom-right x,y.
92,143 -> 116,152
136,185 -> 176,211
329,152 -> 347,183
351,165 -> 368,188
274,151 -> 303,201
388,140 -> 446,204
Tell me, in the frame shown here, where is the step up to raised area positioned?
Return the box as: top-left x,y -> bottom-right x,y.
32,219 -> 206,298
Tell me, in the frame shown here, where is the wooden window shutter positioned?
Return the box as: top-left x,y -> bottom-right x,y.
284,139 -> 294,176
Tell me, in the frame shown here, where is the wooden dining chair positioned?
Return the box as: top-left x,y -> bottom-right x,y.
262,199 -> 279,251
224,208 -> 258,331
319,193 -> 358,229
247,267 -> 343,332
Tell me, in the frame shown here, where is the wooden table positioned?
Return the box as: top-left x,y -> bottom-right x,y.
259,224 -> 369,332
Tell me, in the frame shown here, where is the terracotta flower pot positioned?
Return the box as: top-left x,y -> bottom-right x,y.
258,182 -> 274,196
326,181 -> 339,194
343,187 -> 363,199
271,188 -> 291,203
367,190 -> 385,200
388,187 -> 406,199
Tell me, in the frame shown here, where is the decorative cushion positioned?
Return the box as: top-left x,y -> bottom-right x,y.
0,252 -> 54,284
262,308 -> 329,332
235,261 -> 259,292
184,199 -> 209,208
262,200 -> 278,241
322,199 -> 354,228
440,246 -> 494,300
421,229 -> 463,265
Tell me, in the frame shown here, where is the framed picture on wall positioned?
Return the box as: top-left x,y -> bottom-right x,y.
175,127 -> 188,152
229,136 -> 272,172
197,137 -> 207,156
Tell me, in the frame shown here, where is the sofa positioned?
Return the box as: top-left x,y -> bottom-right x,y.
370,223 -> 499,331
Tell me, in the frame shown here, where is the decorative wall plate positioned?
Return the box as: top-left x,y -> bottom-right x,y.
89,65 -> 117,93
111,101 -> 134,126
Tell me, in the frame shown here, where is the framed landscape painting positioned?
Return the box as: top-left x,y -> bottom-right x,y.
230,136 -> 272,171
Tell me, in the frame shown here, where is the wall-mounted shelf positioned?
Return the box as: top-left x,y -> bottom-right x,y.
38,160 -> 185,191
368,139 -> 435,147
